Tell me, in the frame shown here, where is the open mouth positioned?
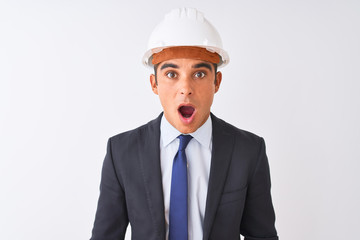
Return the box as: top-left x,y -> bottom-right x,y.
178,106 -> 195,119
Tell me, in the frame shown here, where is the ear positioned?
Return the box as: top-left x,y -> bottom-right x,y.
150,74 -> 158,95
214,71 -> 222,93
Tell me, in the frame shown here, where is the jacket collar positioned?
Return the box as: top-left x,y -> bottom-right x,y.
138,113 -> 166,239
203,113 -> 235,240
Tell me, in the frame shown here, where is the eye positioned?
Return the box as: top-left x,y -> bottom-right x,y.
166,71 -> 177,79
194,71 -> 206,79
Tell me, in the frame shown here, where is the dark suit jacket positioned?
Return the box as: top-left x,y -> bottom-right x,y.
91,113 -> 278,240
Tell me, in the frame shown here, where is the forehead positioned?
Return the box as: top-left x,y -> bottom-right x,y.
157,58 -> 214,71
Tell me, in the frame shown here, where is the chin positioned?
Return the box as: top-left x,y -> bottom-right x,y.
176,123 -> 197,134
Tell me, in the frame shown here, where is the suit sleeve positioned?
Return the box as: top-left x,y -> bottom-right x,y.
91,138 -> 129,240
240,138 -> 278,240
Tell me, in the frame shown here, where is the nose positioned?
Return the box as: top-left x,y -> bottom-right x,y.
179,77 -> 193,95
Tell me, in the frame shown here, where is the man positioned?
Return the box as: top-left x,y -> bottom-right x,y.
91,8 -> 278,240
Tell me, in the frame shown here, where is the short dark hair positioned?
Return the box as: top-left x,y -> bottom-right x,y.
154,63 -> 159,85
153,63 -> 218,85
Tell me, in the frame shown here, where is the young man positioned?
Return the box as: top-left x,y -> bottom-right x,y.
91,8 -> 278,240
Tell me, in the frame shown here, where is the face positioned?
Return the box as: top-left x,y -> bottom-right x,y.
150,58 -> 222,133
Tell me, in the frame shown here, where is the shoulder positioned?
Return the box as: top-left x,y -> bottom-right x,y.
211,113 -> 264,146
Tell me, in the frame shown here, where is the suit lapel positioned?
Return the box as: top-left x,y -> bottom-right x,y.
138,113 -> 166,239
203,114 -> 235,240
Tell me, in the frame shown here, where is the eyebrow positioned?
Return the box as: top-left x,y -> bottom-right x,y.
160,63 -> 179,70
159,62 -> 213,71
192,62 -> 213,72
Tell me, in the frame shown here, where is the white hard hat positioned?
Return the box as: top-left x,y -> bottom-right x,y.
142,7 -> 229,68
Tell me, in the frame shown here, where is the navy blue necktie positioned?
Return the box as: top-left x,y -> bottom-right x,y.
169,134 -> 193,240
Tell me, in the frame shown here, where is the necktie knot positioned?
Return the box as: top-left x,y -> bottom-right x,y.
178,134 -> 193,151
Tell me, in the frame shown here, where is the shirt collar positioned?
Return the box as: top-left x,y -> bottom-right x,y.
160,114 -> 212,150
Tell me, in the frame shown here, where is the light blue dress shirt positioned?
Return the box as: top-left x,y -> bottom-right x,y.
160,115 -> 212,240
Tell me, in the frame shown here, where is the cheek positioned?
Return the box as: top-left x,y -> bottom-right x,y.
157,87 -> 176,109
199,86 -> 216,105
206,95 -> 215,107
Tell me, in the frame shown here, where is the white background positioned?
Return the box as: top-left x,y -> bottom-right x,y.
1,0 -> 359,239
